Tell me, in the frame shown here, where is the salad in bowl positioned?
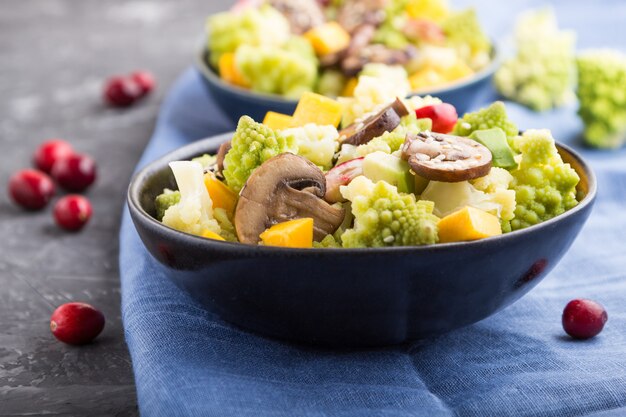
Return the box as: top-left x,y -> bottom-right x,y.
152,91 -> 582,249
205,0 -> 494,99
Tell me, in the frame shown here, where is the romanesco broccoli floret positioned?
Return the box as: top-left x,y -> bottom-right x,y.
340,176 -> 439,247
453,101 -> 519,148
317,70 -> 348,97
282,124 -> 339,170
162,161 -> 221,237
494,9 -> 576,111
339,64 -> 411,126
509,129 -> 579,230
235,39 -> 318,98
206,5 -> 291,67
223,116 -> 297,192
191,154 -> 217,169
313,234 -> 342,248
373,0 -> 411,49
155,189 -> 180,221
577,50 -> 626,148
442,9 -> 490,67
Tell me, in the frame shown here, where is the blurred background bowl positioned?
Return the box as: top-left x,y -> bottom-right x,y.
196,45 -> 500,125
128,133 -> 596,347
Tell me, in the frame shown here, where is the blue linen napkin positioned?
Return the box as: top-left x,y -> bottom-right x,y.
120,1 -> 626,415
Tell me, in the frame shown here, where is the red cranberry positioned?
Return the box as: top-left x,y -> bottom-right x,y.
33,139 -> 74,173
131,71 -> 156,96
415,103 -> 458,134
8,169 -> 55,210
562,299 -> 608,340
103,76 -> 142,107
50,302 -> 105,345
54,195 -> 92,231
51,153 -> 96,192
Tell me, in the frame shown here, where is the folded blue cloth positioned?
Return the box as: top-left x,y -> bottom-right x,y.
120,1 -> 626,415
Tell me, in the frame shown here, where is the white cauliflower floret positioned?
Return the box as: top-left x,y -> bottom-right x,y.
421,167 -> 516,226
339,64 -> 411,126
402,95 -> 443,113
162,161 -> 221,237
282,124 -> 339,170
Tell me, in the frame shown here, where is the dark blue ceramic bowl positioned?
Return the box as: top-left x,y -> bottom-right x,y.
128,133 -> 596,347
195,46 -> 499,124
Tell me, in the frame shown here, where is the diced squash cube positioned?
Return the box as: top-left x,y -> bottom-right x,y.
259,218 -> 314,248
437,206 -> 502,243
291,92 -> 343,128
201,229 -> 226,241
304,22 -> 351,56
409,67 -> 446,91
341,77 -> 358,97
204,173 -> 238,218
405,0 -> 449,22
218,52 -> 250,88
262,111 -> 294,130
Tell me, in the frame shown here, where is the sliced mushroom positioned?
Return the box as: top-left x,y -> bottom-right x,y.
340,98 -> 409,146
401,132 -> 492,182
341,44 -> 416,76
319,24 -> 376,69
235,153 -> 345,244
269,0 -> 325,34
215,141 -> 231,175
337,0 -> 386,34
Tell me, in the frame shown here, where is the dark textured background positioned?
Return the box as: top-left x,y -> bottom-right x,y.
0,0 -> 223,414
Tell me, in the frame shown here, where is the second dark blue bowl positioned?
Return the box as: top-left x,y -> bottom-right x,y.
128,134 -> 596,347
196,47 -> 500,124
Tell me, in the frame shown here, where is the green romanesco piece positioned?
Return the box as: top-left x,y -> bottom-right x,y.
313,234 -> 342,248
577,50 -> 626,149
340,176 -> 439,247
223,116 -> 297,192
191,154 -> 217,169
494,9 -> 576,111
442,9 -> 490,62
509,129 -> 579,231
154,189 -> 180,221
206,5 -> 290,67
235,38 -> 318,98
453,101 -> 519,148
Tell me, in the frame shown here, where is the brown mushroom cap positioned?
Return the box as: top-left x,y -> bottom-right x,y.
401,132 -> 492,182
340,98 -> 409,146
215,141 -> 231,175
235,153 -> 345,244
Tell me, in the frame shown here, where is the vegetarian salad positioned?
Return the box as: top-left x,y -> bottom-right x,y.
206,0 -> 493,98
153,85 -> 581,248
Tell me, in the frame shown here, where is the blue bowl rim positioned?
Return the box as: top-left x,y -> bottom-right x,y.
127,132 -> 597,256
195,41 -> 501,104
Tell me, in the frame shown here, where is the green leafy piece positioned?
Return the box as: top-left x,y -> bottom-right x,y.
223,116 -> 298,192
154,189 -> 180,221
191,154 -> 217,169
206,5 -> 290,67
577,50 -> 626,148
213,207 -> 238,242
340,176 -> 439,247
313,234 -> 342,248
509,129 -> 579,230
469,128 -> 518,170
494,9 -> 576,111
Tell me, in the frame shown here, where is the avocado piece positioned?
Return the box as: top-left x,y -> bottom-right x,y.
362,151 -> 415,193
469,128 -> 518,170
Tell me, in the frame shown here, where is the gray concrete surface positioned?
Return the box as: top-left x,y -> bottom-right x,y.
0,1 -> 223,415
